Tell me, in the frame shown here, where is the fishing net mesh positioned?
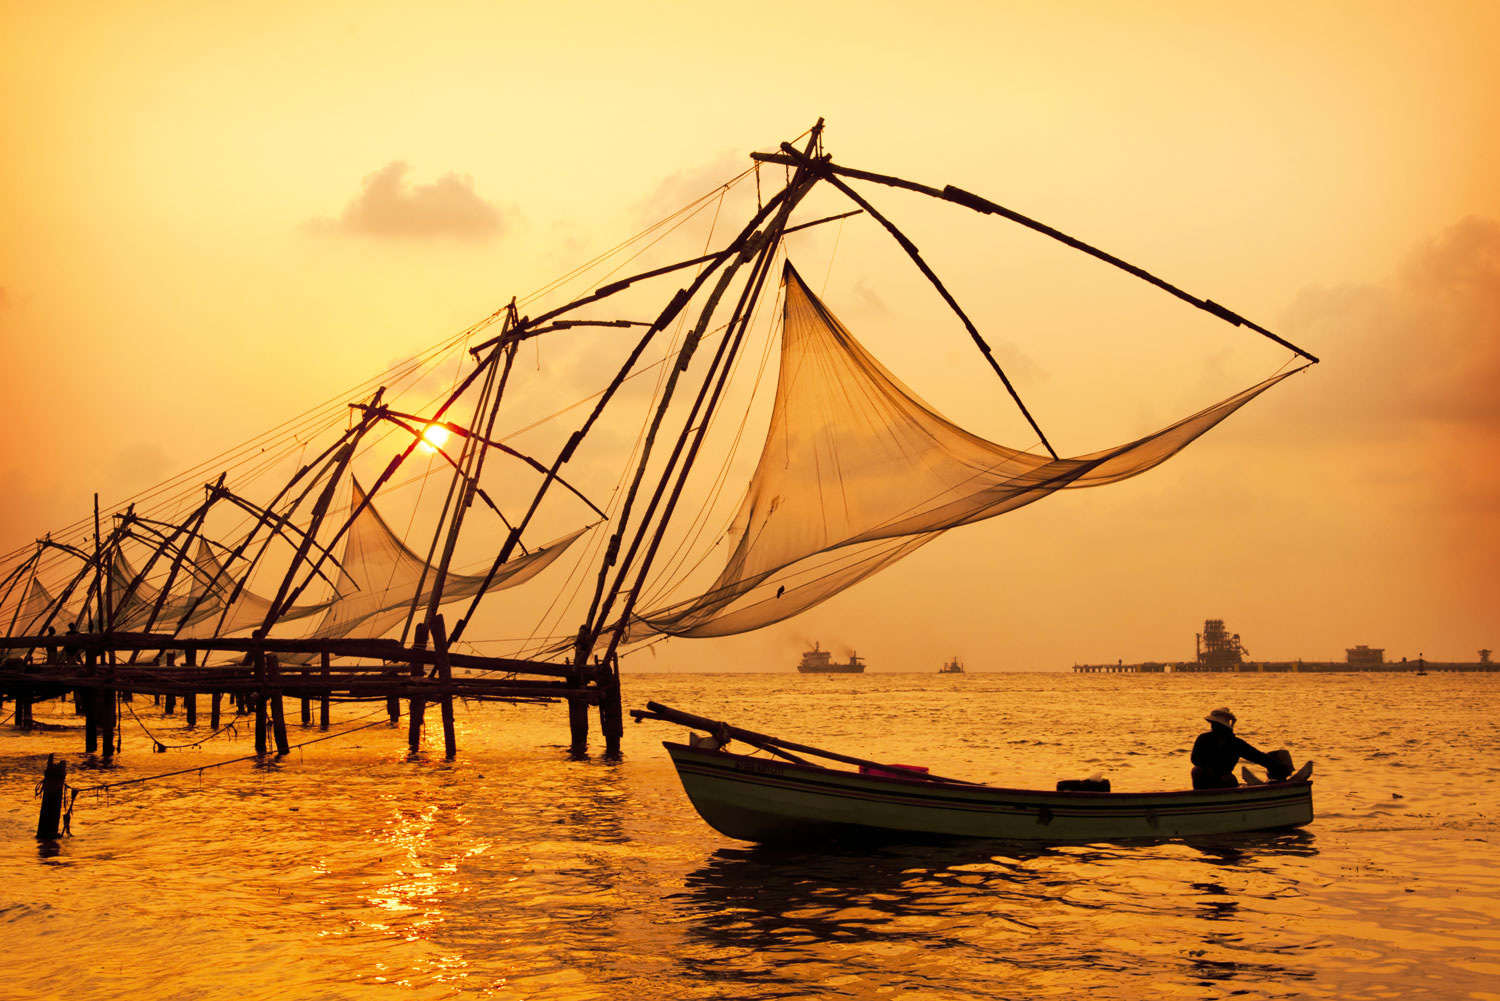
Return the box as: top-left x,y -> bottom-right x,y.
630,262 -> 1294,640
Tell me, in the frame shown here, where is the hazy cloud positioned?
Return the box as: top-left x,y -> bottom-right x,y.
0,285 -> 9,309
309,162 -> 508,240
1281,215 -> 1500,436
111,442 -> 170,489
633,150 -> 751,228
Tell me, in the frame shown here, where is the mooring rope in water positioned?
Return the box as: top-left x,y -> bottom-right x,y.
63,704 -> 396,802
123,698 -> 246,751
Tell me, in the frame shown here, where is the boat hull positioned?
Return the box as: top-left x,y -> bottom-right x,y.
795,663 -> 865,673
663,742 -> 1313,843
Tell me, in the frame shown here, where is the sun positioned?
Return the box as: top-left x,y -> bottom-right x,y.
418,423 -> 451,454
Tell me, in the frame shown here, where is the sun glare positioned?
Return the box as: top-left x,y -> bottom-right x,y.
419,423 -> 451,453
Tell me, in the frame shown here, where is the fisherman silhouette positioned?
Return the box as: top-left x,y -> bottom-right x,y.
1190,708 -> 1293,789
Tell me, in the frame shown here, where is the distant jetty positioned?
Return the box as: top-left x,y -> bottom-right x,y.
1073,619 -> 1495,673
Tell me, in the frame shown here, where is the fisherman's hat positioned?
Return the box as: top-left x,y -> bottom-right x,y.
1205,707 -> 1237,729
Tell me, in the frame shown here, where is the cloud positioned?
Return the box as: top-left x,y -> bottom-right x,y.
0,285 -> 8,309
1280,215 -> 1500,437
309,162 -> 509,240
633,150 -> 751,229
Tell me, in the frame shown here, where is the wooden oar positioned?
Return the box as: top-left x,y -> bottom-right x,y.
634,701 -> 984,785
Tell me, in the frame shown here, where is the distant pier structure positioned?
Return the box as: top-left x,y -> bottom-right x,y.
1073,620 -> 1497,673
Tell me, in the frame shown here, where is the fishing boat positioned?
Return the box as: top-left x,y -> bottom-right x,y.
636,703 -> 1314,843
797,642 -> 866,673
939,657 -> 964,674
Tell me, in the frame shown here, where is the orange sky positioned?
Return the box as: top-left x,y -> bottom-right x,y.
2,1 -> 1497,669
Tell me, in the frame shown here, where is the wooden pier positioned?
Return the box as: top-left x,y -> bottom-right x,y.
1073,658 -> 1497,674
0,616 -> 622,759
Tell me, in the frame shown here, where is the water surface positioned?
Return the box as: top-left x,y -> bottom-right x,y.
3,672 -> 1497,999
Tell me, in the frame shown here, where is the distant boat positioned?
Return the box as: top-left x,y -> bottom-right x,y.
939,656 -> 964,674
797,642 -> 866,673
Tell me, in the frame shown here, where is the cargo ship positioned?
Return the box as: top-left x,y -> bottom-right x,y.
797,642 -> 866,673
939,656 -> 964,674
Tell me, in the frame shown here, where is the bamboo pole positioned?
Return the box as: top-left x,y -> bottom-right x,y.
596,191 -> 793,661
449,180 -> 809,647
751,149 -> 1321,364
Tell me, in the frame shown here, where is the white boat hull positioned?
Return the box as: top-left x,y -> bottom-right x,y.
663,742 -> 1314,843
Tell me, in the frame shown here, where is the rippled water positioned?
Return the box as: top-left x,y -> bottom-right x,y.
3,672 -> 1498,999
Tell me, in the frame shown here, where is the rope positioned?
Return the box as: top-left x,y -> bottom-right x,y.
123,697 -> 246,751
68,704 -> 395,796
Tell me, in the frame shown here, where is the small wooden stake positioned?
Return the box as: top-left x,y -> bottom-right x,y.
36,755 -> 67,840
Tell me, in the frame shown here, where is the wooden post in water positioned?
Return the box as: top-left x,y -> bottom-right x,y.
253,649 -> 268,755
100,669 -> 115,762
385,669 -> 400,724
210,691 -> 221,730
35,755 -> 67,840
184,648 -> 197,728
599,654 -> 624,758
319,650 -> 331,731
165,694 -> 176,715
267,654 -> 290,756
300,694 -> 311,726
567,663 -> 589,756
430,614 -> 457,759
84,650 -> 98,754
407,622 -> 428,754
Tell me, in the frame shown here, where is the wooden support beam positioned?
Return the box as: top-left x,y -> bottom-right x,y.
210,691 -> 221,730
185,690 -> 197,728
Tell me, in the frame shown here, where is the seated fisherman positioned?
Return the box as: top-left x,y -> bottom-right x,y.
1190,708 -> 1291,789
